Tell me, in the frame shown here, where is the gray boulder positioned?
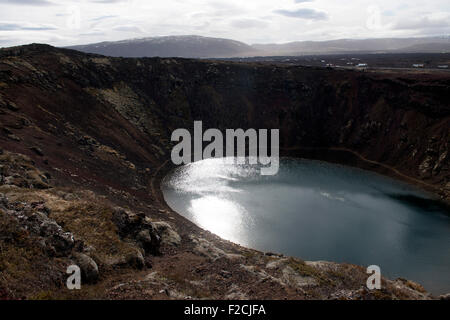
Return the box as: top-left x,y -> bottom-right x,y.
72,253 -> 99,284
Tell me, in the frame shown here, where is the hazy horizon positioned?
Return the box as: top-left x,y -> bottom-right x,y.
67,34 -> 450,47
2,34 -> 450,50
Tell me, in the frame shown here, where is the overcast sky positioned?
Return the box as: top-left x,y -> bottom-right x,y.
0,0 -> 449,47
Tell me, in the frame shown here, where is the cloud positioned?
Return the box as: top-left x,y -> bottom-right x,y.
90,0 -> 128,3
0,0 -> 54,6
274,8 -> 328,20
205,1 -> 244,17
393,16 -> 450,30
294,0 -> 314,3
112,25 -> 143,33
0,22 -> 57,31
0,30 -> 73,48
230,19 -> 268,29
90,15 -> 119,22
78,31 -> 106,37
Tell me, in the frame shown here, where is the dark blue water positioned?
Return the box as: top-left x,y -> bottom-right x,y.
162,158 -> 450,294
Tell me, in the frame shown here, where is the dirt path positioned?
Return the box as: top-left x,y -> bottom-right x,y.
150,159 -> 171,206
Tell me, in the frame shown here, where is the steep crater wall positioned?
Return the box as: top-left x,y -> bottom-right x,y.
0,44 -> 449,202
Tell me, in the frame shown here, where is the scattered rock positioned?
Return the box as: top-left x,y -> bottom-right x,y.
433,150 -> 447,174
265,252 -> 283,257
439,293 -> 450,300
419,156 -> 433,178
2,127 -> 13,135
6,102 -> 19,111
389,278 -> 430,300
226,284 -> 248,300
266,258 -> 289,270
190,236 -> 243,261
111,207 -> 161,254
7,134 -> 20,141
191,236 -> 226,261
72,253 -> 99,284
445,182 -> 450,191
136,229 -> 155,253
240,264 -> 284,286
125,249 -> 145,269
281,266 -> 317,288
29,146 -> 44,156
304,260 -> 335,269
151,221 -> 181,247
328,288 -> 367,300
0,194 -> 75,257
219,270 -> 232,278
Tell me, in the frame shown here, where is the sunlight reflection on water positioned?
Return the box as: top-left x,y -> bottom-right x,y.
188,195 -> 253,244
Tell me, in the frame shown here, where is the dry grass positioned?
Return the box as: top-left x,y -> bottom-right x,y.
287,258 -> 335,287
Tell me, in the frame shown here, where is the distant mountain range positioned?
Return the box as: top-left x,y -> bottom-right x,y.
67,35 -> 257,58
252,37 -> 450,55
66,35 -> 450,58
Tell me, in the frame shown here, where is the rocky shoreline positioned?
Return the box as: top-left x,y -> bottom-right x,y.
0,44 -> 449,299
